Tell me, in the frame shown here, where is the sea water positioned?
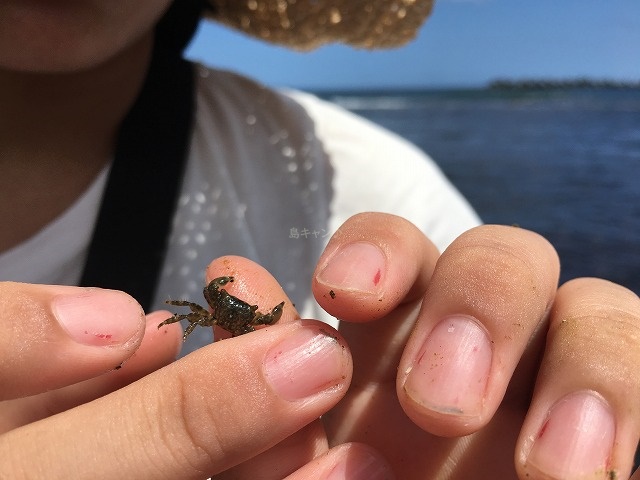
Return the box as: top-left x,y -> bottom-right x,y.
321,88 -> 640,295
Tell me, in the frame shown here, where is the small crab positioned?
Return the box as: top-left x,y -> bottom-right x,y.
158,276 -> 284,341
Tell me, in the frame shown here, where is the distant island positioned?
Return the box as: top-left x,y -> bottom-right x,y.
488,78 -> 640,90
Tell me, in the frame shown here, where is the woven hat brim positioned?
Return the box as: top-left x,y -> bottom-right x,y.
207,0 -> 434,50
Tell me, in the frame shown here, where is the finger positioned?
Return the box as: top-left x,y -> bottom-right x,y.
312,212 -> 439,323
397,225 -> 560,436
205,255 -> 299,340
284,443 -> 394,480
314,213 -> 444,477
0,282 -> 146,400
516,278 -> 640,480
214,421 -> 328,479
204,256 -> 331,479
0,311 -> 182,433
312,212 -> 440,389
1,316 -> 351,477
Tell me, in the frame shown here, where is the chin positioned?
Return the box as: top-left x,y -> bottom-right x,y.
0,1 -> 165,74
0,49 -> 115,74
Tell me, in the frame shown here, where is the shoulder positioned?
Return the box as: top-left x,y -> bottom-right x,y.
190,64 -> 480,251
194,65 -> 310,132
286,90 -> 481,251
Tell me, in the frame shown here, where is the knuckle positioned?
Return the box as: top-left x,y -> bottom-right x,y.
546,278 -> 640,387
178,374 -> 226,459
436,227 -> 559,324
149,374 -> 225,476
151,358 -> 267,476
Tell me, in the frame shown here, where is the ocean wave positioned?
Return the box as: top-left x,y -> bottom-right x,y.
327,95 -> 417,111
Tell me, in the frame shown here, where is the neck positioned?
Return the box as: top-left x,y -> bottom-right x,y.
0,33 -> 153,165
0,34 -> 154,253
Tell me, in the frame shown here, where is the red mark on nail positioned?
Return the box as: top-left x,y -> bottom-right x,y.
373,269 -> 381,285
84,331 -> 112,340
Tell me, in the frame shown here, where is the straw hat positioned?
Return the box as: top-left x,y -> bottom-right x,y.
207,0 -> 434,50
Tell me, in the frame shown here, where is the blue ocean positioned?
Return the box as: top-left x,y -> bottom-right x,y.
319,88 -> 640,296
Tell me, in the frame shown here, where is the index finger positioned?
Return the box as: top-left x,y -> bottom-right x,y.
0,282 -> 146,399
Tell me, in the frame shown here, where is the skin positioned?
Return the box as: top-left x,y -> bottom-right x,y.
0,0 -> 170,252
1,2 -> 640,479
317,216 -> 640,479
2,223 -> 640,479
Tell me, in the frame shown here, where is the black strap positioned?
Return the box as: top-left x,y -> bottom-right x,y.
79,52 -> 195,311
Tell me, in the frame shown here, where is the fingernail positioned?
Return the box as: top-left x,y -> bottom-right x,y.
326,450 -> 394,480
403,315 -> 492,416
524,391 -> 615,478
318,242 -> 386,293
317,242 -> 386,294
53,289 -> 144,346
264,326 -> 349,401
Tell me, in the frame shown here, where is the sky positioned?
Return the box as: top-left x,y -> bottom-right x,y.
186,0 -> 640,90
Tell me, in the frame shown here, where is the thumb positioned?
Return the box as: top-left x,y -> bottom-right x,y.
0,320 -> 352,479
1,260 -> 352,479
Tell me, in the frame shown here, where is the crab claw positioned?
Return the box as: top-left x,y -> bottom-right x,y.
255,301 -> 285,326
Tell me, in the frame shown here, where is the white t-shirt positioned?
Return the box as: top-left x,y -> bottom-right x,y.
0,65 -> 480,353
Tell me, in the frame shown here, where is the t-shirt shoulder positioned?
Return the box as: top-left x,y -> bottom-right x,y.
285,89 -> 481,251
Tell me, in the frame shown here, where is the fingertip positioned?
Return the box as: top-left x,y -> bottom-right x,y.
313,241 -> 393,322
323,443 -> 395,480
0,283 -> 149,399
52,287 -> 145,347
263,320 -> 352,402
205,255 -> 299,322
20,311 -> 186,419
517,391 -> 617,480
398,315 -> 493,437
312,213 -> 437,323
287,443 -> 394,480
516,276 -> 640,479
